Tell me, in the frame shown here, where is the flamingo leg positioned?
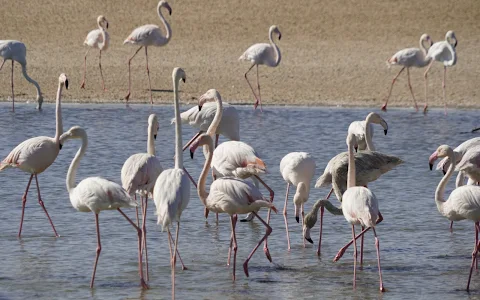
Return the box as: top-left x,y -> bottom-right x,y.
372,227 -> 385,292
352,225 -> 357,288
80,49 -> 89,89
125,46 -> 143,101
11,60 -> 14,112
141,196 -> 149,281
476,222 -> 479,270
171,222 -> 181,299
360,226 -> 364,265
423,60 -> 435,114
117,208 -> 148,289
406,67 -> 419,111
381,66 -> 405,112
301,204 -> 306,248
254,175 -> 274,262
34,174 -> 59,237
144,47 -> 153,105
99,50 -> 106,91
283,183 -> 291,251
317,188 -> 333,256
90,213 -> 102,288
468,224 -> 480,292
450,221 -> 453,232
443,66 -> 447,115
0,59 -> 5,71
243,212 -> 273,277
18,174 -> 34,238
230,215 -> 238,281
227,229 -> 234,266
168,230 -> 187,270
183,167 -> 197,188
256,64 -> 263,111
244,64 -> 260,109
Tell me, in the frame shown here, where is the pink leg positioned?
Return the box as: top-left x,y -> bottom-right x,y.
381,66 -> 405,112
317,188 -> 333,256
34,174 -> 59,237
254,175 -> 274,262
283,183 -> 291,250
423,60 -> 435,114
90,213 -> 102,288
80,49 -> 89,89
99,50 -> 106,91
168,230 -> 188,270
125,46 -> 143,101
360,226 -> 364,265
352,225 -> 357,289
0,59 -> 5,71
18,174 -> 34,238
230,215 -> 238,281
141,196 -> 149,281
11,60 -> 14,112
144,47 -> 153,105
301,204 -> 306,248
183,167 -> 197,188
443,66 -> 447,115
243,212 -> 273,277
372,227 -> 385,292
256,64 -> 263,111
227,214 -> 237,266
406,68 -> 419,111
171,222 -> 181,299
450,221 -> 453,232
244,64 -> 260,109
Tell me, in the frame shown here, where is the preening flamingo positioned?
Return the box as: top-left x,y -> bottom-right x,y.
239,25 -> 281,110
424,30 -> 457,114
152,67 -> 188,299
0,40 -> 43,111
382,34 -> 433,112
279,152 -> 316,250
456,145 -> 480,183
60,126 -> 148,289
80,15 -> 109,90
191,133 -> 277,281
428,145 -> 480,291
0,73 -> 68,237
436,137 -> 480,175
347,112 -> 388,151
123,0 -> 172,103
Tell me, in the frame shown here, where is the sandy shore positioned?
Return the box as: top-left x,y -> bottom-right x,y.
0,0 -> 478,109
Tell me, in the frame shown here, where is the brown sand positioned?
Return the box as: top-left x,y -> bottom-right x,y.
0,0 -> 479,108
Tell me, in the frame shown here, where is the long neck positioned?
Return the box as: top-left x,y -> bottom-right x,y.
21,64 -> 42,99
435,151 -> 455,213
347,140 -> 356,188
206,95 -> 223,136
173,79 -> 183,169
158,7 -> 172,43
98,23 -> 107,50
147,124 -> 155,156
198,139 -> 214,207
54,82 -> 64,142
66,134 -> 88,193
364,117 -> 375,151
312,199 -> 343,216
269,31 -> 281,67
420,37 -> 428,56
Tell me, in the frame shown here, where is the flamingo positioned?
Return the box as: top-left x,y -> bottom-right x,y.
191,133 -> 277,281
428,145 -> 480,291
239,25 -> 281,110
60,126 -> 148,289
152,67 -> 188,299
436,137 -> 480,175
279,152 -> 316,250
123,0 -> 172,104
347,112 -> 388,151
382,33 -> 433,112
0,40 -> 43,111
424,30 -> 457,114
456,145 -> 480,183
0,73 -> 68,237
80,15 -> 109,91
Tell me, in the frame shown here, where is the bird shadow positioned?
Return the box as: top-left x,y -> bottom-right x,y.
151,89 -> 174,93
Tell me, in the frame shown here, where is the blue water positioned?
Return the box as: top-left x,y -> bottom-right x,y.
0,102 -> 479,299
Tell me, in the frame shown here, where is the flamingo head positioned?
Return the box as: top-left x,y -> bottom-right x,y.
172,67 -> 186,85
346,132 -> 357,150
270,25 -> 281,40
189,133 -> 214,159
97,15 -> 108,29
421,34 -> 433,47
429,145 -> 453,170
148,114 -> 159,139
366,112 -> 388,135
58,73 -> 68,90
198,89 -> 220,111
446,30 -> 457,48
159,1 -> 172,16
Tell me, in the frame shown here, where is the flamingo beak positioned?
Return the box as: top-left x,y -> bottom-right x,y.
204,207 -> 210,219
454,40 -> 458,48
59,143 -> 63,150
106,21 -> 109,29
384,129 -> 388,135
198,105 -> 202,111
190,149 -> 194,159
65,79 -> 69,90
295,216 -> 299,223
428,151 -> 438,170
182,78 -> 186,83
154,134 -> 157,140
303,226 -> 313,244
278,33 -> 282,40
354,145 -> 358,152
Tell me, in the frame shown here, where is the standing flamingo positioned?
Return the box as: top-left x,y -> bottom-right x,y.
382,34 -> 433,112
424,30 -> 457,114
60,126 -> 148,289
191,133 -> 277,281
437,137 -> 480,175
0,40 -> 43,111
80,15 -> 110,90
152,67 -> 188,299
428,145 -> 480,291
347,112 -> 388,151
280,152 -> 316,250
123,0 -> 172,103
239,25 -> 281,110
456,145 -> 480,183
0,73 -> 68,237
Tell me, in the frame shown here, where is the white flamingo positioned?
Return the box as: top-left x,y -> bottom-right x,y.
239,25 -> 281,110
191,133 -> 277,281
428,145 -> 480,291
80,15 -> 109,90
382,33 -> 433,112
60,126 -> 148,289
0,73 -> 68,237
279,152 -> 316,250
347,112 -> 388,151
456,146 -> 480,183
437,137 -> 480,175
0,40 -> 43,111
424,30 -> 457,114
152,67 -> 188,299
123,0 -> 172,103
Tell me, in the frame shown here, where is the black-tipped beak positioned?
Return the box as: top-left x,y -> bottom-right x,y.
106,22 -> 109,29
354,146 -> 358,152
278,33 -> 282,40
168,8 -> 172,15
204,207 -> 209,219
384,129 -> 388,135
190,149 -> 194,159
429,163 -> 433,171
198,105 -> 202,111
454,40 -> 458,48
295,216 -> 299,223
59,143 -> 63,150
443,170 -> 446,175
182,78 -> 186,83
154,134 -> 157,140
65,79 -> 69,90
306,237 -> 313,244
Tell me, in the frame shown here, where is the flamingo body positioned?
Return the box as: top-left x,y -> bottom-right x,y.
122,154 -> 162,196
342,187 -> 379,228
212,141 -> 266,178
456,146 -> 480,183
280,152 -> 316,187
124,24 -> 169,47
240,43 -> 279,67
84,28 -> 110,51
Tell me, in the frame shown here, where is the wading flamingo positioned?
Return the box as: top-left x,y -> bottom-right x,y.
437,137 -> 480,175
191,133 -> 277,281
428,145 -> 480,292
280,152 -> 316,250
239,25 -> 281,110
456,146 -> 480,183
153,67 -> 188,299
80,15 -> 109,90
0,73 -> 68,237
424,30 -> 457,114
123,0 -> 172,103
347,112 -> 388,151
382,34 -> 433,112
60,126 -> 148,289
0,40 -> 43,111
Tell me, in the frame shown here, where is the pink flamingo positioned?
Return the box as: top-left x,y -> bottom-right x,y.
123,0 -> 172,103
0,73 -> 68,237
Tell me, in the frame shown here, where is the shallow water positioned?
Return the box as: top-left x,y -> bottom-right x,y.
0,103 -> 480,300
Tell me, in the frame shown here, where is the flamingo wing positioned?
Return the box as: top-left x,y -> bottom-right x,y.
121,153 -> 163,195
124,24 -> 160,45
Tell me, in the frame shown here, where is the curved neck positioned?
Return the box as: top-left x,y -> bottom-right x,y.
173,78 -> 183,169
347,139 -> 356,189
66,133 -> 88,193
147,123 -> 155,156
312,199 -> 343,216
364,116 -> 375,151
54,82 -> 64,143
269,31 -> 281,67
420,37 -> 428,56
98,24 -> 107,50
206,94 -> 223,136
158,6 -> 172,43
198,138 -> 214,207
435,150 -> 455,213
21,64 -> 42,99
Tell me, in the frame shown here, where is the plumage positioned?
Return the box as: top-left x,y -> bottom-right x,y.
456,145 -> 480,183
342,187 -> 379,228
81,15 -> 109,90
347,112 -> 388,151
437,137 -> 480,173
212,141 -> 266,178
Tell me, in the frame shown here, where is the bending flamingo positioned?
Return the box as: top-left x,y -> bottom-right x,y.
80,15 -> 109,90
0,73 -> 68,237
0,40 -> 43,111
347,112 -> 388,151
123,0 -> 172,103
239,25 -> 281,110
60,126 -> 148,289
382,33 -> 433,112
